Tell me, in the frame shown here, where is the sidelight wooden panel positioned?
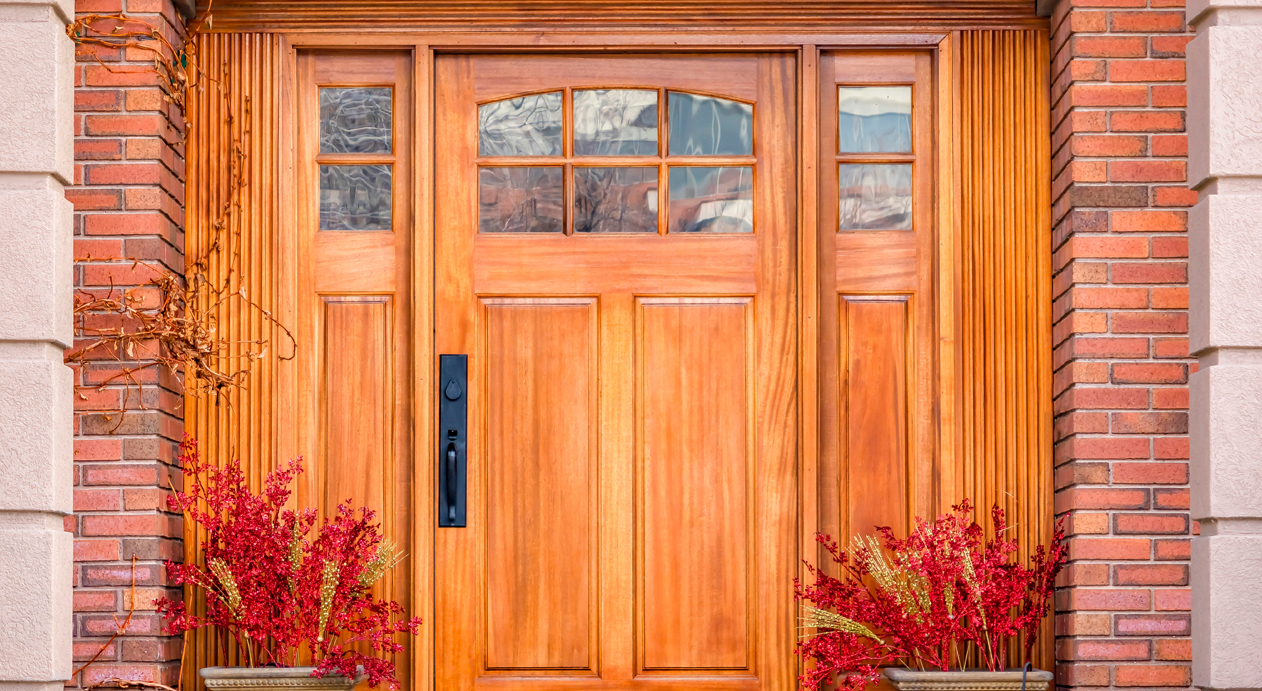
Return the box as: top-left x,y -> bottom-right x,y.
839,296 -> 911,539
321,295 -> 393,514
955,29 -> 1053,670
482,299 -> 597,672
183,32 -> 285,691
638,298 -> 753,672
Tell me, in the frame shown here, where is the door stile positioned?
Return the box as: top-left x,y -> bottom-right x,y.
937,33 -> 961,512
797,43 -> 820,604
413,42 -> 436,691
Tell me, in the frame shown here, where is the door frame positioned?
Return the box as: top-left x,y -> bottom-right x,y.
274,30 -> 961,691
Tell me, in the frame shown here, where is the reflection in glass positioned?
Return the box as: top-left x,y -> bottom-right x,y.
667,92 -> 753,156
838,86 -> 912,153
320,87 -> 392,154
668,166 -> 753,233
319,164 -> 392,231
574,167 -> 658,233
478,167 -> 563,233
573,89 -> 658,156
478,92 -> 563,156
838,164 -> 912,231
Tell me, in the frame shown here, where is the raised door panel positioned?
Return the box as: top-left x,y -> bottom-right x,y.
322,295 -> 393,514
638,298 -> 753,673
482,298 -> 598,672
838,296 -> 909,538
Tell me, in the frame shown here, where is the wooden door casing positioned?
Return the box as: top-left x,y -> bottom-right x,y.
434,53 -> 797,691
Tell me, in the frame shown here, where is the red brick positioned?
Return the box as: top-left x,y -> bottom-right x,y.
1152,287 -> 1189,309
1155,638 -> 1192,661
1152,135 -> 1189,156
1070,84 -> 1149,107
1057,488 -> 1149,512
80,514 -> 164,537
1113,462 -> 1188,485
1155,539 -> 1191,560
1111,262 -> 1186,284
1063,436 -> 1151,460
1155,588 -> 1192,610
1070,538 -> 1152,561
1109,59 -> 1187,82
1114,512 -> 1189,535
1154,487 -> 1190,509
1112,411 -> 1188,434
1152,35 -> 1194,57
1112,362 -> 1187,384
1066,587 -> 1152,610
75,88 -> 122,112
83,163 -> 162,185
1056,663 -> 1111,687
1151,84 -> 1188,107
74,489 -> 120,512
1112,210 -> 1187,232
83,65 -> 161,87
75,138 -> 123,161
1110,11 -> 1187,32
1153,387 -> 1189,409
1154,436 -> 1190,459
1116,614 -> 1191,636
73,640 -> 118,661
1114,563 -> 1189,585
73,438 -> 122,461
1062,236 -> 1150,260
1061,386 -> 1149,410
1115,665 -> 1191,687
1072,35 -> 1147,57
1111,312 -> 1188,335
1152,236 -> 1189,258
73,590 -> 118,612
73,539 -> 120,562
84,114 -> 171,137
1109,159 -> 1187,183
1066,639 -> 1151,661
83,213 -> 171,237
1071,134 -> 1148,157
65,188 -> 123,211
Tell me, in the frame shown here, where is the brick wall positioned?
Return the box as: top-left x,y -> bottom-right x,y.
67,0 -> 189,686
1049,1 -> 1194,689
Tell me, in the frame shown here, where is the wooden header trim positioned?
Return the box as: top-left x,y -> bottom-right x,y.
195,0 -> 1044,32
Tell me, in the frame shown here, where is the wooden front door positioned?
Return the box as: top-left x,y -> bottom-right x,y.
433,54 -> 797,691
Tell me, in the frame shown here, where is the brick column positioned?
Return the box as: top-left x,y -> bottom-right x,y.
1187,1 -> 1262,688
0,0 -> 75,689
67,0 -> 189,686
1048,1 -> 1195,690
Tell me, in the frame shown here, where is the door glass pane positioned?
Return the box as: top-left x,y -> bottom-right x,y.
479,92 -> 563,157
838,163 -> 912,231
667,92 -> 753,156
574,167 -> 658,234
478,166 -> 564,233
838,86 -> 912,153
573,89 -> 658,156
668,166 -> 753,233
320,87 -> 392,154
319,164 -> 392,231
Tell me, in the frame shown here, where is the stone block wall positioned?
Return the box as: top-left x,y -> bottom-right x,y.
67,0 -> 189,686
1049,0 -> 1195,690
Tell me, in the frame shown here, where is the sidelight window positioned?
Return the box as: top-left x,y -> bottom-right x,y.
475,88 -> 755,235
317,86 -> 396,231
836,85 -> 913,231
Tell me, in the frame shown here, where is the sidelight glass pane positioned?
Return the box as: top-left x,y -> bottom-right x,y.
838,86 -> 912,153
668,166 -> 753,234
574,167 -> 658,234
573,89 -> 658,156
838,163 -> 912,231
320,87 -> 393,154
320,164 -> 392,231
478,166 -> 563,233
667,92 -> 753,156
478,92 -> 563,157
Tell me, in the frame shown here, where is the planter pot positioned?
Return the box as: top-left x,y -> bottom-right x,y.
885,668 -> 1054,691
200,666 -> 365,691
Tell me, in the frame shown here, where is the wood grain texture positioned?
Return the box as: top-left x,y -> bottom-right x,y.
195,0 -> 1043,32
183,32 -> 285,691
483,299 -> 597,671
435,51 -> 796,691
955,29 -> 1053,670
639,298 -> 753,672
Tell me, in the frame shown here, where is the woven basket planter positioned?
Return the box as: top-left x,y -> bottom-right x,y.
884,668 -> 1054,691
200,666 -> 364,691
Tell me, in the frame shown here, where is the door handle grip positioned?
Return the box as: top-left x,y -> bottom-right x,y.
445,443 -> 458,522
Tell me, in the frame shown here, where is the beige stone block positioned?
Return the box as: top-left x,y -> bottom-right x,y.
0,2 -> 73,182
1191,362 -> 1262,521
0,346 -> 72,514
0,522 -> 72,681
1188,25 -> 1262,187
0,177 -> 71,347
1189,194 -> 1262,353
1192,534 -> 1262,690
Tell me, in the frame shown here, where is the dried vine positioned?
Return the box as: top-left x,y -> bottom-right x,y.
65,9 -> 294,427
